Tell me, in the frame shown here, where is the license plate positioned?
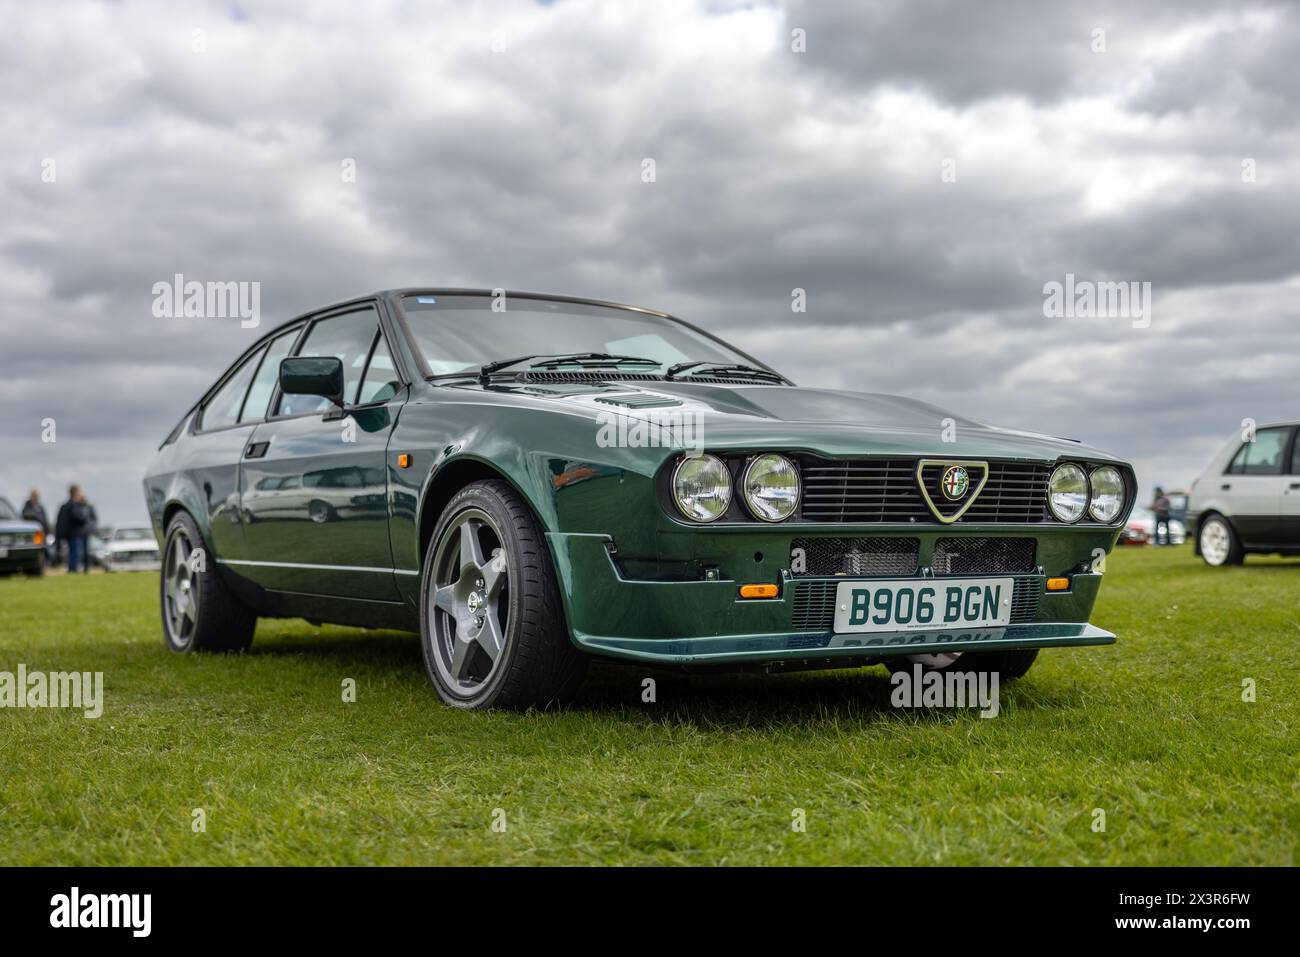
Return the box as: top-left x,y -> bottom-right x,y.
833,577 -> 1014,633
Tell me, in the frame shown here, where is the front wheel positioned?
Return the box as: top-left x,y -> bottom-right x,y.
1199,515 -> 1243,566
160,512 -> 256,653
420,480 -> 588,710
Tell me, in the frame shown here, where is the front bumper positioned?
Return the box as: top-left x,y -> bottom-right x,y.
0,545 -> 43,570
548,531 -> 1115,665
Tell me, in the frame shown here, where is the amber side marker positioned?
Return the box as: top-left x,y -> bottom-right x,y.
1046,577 -> 1070,592
34,531 -> 44,545
397,453 -> 412,468
739,583 -> 780,599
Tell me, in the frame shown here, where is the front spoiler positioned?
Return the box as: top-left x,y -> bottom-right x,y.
574,622 -> 1115,666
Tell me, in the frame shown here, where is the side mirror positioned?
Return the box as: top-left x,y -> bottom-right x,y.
279,356 -> 345,408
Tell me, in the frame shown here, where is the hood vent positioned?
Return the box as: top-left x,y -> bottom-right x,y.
594,394 -> 683,410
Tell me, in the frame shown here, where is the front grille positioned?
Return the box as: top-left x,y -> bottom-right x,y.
800,459 -> 924,522
930,538 -> 1036,575
799,457 -> 1050,524
112,550 -> 160,564
790,575 -> 1043,632
962,462 -> 1050,523
790,537 -> 919,577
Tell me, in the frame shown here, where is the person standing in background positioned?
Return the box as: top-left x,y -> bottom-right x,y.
1151,486 -> 1172,546
21,489 -> 51,562
56,485 -> 97,573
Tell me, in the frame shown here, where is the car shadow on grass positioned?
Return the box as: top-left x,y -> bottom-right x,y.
243,626 -> 1088,727
572,661 -> 1089,729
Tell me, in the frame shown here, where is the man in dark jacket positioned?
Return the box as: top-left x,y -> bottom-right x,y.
1152,487 -> 1172,546
21,489 -> 51,562
55,485 -> 97,573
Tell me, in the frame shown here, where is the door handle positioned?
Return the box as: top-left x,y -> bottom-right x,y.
244,441 -> 270,459
1289,482 -> 1300,490
1220,483 -> 1231,491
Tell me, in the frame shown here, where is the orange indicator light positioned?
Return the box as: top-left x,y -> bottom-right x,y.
397,453 -> 412,468
1046,577 -> 1070,592
739,583 -> 780,599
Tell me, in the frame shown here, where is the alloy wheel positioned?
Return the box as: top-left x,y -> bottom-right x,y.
428,507 -> 510,697
164,528 -> 199,648
1200,519 -> 1230,565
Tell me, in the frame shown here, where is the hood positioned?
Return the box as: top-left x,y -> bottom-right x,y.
479,380 -> 1123,463
0,518 -> 42,535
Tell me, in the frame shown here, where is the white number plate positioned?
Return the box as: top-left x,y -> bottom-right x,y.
833,577 -> 1014,633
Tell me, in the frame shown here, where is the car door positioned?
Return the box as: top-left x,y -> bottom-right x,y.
187,342 -> 270,563
238,303 -> 406,600
1220,425 -> 1291,548
1282,429 -> 1300,545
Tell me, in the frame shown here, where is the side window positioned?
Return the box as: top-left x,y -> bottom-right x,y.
278,308 -> 379,416
201,347 -> 265,431
1228,427 -> 1289,475
358,332 -> 401,404
1292,433 -> 1300,475
240,328 -> 301,423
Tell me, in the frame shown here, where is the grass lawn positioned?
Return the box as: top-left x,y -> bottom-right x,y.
1,546 -> 1296,866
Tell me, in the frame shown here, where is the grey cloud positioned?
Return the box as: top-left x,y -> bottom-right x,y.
0,0 -> 1297,522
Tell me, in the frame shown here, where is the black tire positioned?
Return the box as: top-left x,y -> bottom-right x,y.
886,648 -> 1039,680
28,560 -> 44,577
420,480 -> 588,710
1198,514 -> 1244,567
160,511 -> 256,653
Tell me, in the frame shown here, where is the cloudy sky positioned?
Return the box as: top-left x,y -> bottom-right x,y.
1,0 -> 1296,523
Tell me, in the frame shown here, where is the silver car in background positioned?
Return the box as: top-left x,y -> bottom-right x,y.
103,526 -> 162,572
1187,422 -> 1300,565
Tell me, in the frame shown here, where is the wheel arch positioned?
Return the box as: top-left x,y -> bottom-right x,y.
161,499 -> 213,549
416,457 -> 553,571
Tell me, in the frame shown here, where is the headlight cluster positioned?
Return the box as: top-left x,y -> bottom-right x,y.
671,453 -> 801,523
1048,463 -> 1125,523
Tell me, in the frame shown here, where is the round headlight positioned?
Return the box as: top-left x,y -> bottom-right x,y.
1088,466 -> 1124,523
672,454 -> 732,522
742,453 -> 800,522
1048,463 -> 1088,523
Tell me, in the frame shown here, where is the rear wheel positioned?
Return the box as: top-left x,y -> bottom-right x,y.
420,480 -> 587,710
886,648 -> 1039,680
160,512 -> 256,653
1199,515 -> 1243,566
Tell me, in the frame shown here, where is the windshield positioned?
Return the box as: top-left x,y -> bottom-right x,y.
114,528 -> 153,541
400,295 -> 761,377
0,498 -> 16,520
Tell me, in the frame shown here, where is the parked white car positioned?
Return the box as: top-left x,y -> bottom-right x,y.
103,526 -> 161,572
1186,422 -> 1300,565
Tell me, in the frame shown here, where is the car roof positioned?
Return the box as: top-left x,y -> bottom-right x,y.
255,288 -> 677,341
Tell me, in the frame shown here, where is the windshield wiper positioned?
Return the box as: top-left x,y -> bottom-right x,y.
478,353 -> 661,377
664,361 -> 785,383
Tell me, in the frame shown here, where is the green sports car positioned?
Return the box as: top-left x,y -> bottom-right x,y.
143,289 -> 1136,709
